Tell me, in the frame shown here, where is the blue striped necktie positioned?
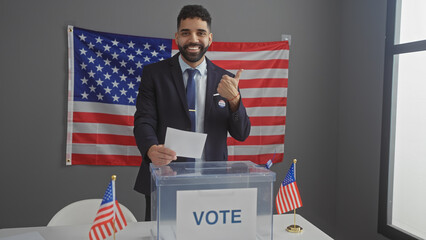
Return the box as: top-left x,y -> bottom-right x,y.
186,69 -> 197,132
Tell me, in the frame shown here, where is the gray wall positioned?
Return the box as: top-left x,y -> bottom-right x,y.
0,0 -> 390,239
336,1 -> 390,239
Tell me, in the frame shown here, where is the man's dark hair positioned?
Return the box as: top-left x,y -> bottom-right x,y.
177,5 -> 212,30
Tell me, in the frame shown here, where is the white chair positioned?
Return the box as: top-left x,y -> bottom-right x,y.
47,199 -> 137,226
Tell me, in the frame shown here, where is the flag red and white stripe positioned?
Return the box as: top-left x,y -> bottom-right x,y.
276,181 -> 302,214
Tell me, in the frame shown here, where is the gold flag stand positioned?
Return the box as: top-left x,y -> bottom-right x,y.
286,208 -> 303,233
285,159 -> 303,233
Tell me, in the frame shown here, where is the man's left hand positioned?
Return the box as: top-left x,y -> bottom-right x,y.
217,69 -> 242,100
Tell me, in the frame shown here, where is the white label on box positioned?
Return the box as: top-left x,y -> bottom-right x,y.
176,188 -> 257,240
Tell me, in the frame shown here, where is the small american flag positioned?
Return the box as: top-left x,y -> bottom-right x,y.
89,180 -> 127,240
276,162 -> 302,214
67,26 -> 289,166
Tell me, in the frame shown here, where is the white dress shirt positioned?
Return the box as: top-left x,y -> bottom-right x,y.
179,55 -> 207,162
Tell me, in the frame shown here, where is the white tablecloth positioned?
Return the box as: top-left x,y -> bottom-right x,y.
0,214 -> 332,240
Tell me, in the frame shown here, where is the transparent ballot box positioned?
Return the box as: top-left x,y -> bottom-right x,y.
150,161 -> 276,240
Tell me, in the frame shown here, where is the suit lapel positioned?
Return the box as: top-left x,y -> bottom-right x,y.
170,54 -> 190,119
204,58 -> 221,122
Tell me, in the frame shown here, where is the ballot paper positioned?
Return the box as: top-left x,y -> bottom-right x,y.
164,127 -> 207,158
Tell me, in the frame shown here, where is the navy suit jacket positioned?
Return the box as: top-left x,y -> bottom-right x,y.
133,53 -> 251,195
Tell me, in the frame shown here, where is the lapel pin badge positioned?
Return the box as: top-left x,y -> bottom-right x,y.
218,99 -> 226,108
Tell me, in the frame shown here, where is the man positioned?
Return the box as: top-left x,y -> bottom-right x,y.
133,5 -> 251,221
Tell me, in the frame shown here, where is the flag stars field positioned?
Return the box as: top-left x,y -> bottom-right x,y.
128,41 -> 135,48
96,93 -> 104,101
80,62 -> 87,70
119,60 -> 127,67
95,79 -> 103,86
72,28 -> 170,106
88,56 -> 95,64
112,95 -> 120,102
88,70 -> 95,78
111,52 -> 119,59
127,82 -> 135,89
128,68 -> 135,75
95,36 -> 102,44
96,51 -> 103,58
128,96 -> 135,103
159,43 -> 167,51
111,66 -> 119,73
103,73 -> 111,80
88,42 -> 95,49
79,48 -> 87,55
103,45 -> 111,52
79,33 -> 86,41
81,77 -> 88,84
96,64 -> 103,72
151,50 -> 159,57
81,91 -> 89,99
104,86 -> 112,94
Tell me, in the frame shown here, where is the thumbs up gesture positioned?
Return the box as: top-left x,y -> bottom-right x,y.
217,69 -> 243,102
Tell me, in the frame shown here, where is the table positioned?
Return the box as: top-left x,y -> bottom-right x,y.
0,214 -> 332,240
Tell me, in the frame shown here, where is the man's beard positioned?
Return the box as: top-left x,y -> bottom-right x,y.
178,43 -> 209,63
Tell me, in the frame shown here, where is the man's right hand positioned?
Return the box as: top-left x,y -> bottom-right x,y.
147,144 -> 177,166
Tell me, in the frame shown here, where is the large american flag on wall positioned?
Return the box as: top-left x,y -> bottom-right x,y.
66,26 -> 289,166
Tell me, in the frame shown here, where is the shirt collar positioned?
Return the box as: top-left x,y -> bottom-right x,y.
179,55 -> 207,75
